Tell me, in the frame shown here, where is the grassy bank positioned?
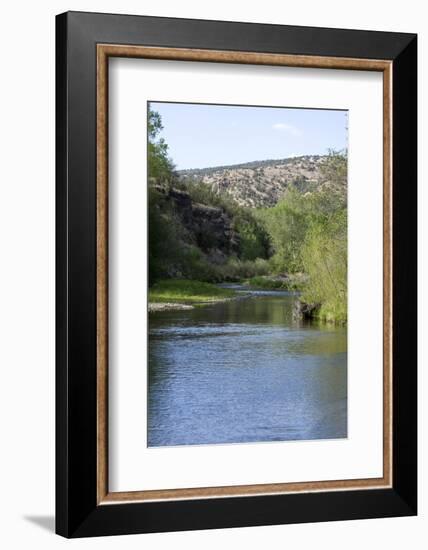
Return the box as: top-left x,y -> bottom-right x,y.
149,279 -> 237,305
307,302 -> 347,325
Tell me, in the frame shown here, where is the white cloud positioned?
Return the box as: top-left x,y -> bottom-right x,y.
272,122 -> 302,136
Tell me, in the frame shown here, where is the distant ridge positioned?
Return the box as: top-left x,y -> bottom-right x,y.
178,154 -> 327,208
178,154 -> 323,176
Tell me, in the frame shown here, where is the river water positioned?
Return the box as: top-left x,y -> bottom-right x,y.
148,286 -> 347,447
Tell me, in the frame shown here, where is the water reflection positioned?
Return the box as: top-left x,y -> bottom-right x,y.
148,290 -> 347,447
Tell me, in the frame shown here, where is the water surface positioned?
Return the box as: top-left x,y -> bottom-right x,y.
148,286 -> 347,447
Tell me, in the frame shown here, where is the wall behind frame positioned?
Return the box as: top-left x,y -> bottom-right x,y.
0,0 -> 424,549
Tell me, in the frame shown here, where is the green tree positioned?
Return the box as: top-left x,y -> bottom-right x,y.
234,214 -> 269,261
257,188 -> 312,272
148,107 -> 175,183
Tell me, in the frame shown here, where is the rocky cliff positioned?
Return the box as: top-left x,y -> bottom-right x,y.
153,185 -> 240,261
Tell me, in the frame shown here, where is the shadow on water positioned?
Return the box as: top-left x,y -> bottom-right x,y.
148,288 -> 347,447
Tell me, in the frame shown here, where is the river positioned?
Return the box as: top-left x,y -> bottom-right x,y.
148,285 -> 347,447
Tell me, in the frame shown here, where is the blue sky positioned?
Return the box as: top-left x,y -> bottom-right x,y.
149,102 -> 348,170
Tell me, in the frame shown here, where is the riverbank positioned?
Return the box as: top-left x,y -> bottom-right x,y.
149,279 -> 238,312
148,277 -> 346,323
244,273 -> 307,291
293,298 -> 347,325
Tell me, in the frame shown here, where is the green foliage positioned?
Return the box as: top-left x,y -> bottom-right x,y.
148,107 -> 176,183
177,254 -> 270,284
179,246 -> 222,282
218,257 -> 270,281
301,209 -> 347,323
257,188 -> 311,272
246,277 -> 287,290
148,109 -> 163,140
148,187 -> 184,283
246,274 -> 304,291
234,215 -> 269,261
149,279 -> 236,304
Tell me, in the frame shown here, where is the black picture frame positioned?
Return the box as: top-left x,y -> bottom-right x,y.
56,11 -> 417,538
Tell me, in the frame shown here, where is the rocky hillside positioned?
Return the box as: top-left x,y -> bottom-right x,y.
179,155 -> 327,208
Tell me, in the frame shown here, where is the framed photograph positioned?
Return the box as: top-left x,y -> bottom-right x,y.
56,11 -> 417,538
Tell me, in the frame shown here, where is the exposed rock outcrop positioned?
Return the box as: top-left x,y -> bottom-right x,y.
154,185 -> 240,259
